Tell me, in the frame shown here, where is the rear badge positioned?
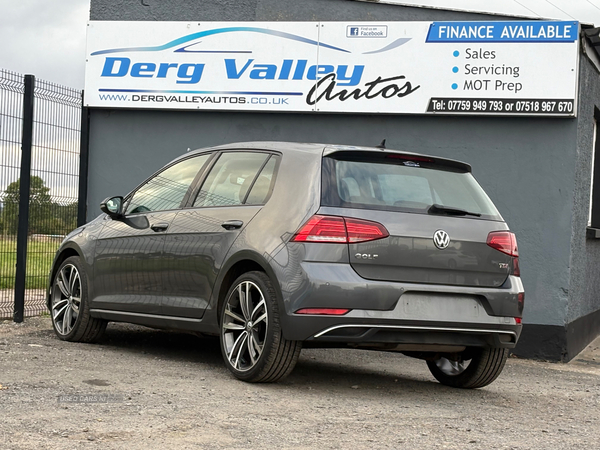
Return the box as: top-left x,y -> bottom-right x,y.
433,230 -> 450,249
355,253 -> 379,260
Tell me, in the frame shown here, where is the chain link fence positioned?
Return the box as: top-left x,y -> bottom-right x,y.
0,69 -> 83,319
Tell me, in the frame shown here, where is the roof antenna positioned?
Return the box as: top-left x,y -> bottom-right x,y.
376,139 -> 386,150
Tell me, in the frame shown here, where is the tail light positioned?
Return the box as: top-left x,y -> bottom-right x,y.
486,231 -> 518,257
291,215 -> 346,243
291,215 -> 389,244
487,231 -> 520,276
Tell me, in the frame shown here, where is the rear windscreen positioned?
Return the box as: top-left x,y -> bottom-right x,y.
322,153 -> 502,220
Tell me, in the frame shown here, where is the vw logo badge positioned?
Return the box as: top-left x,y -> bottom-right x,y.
433,230 -> 450,249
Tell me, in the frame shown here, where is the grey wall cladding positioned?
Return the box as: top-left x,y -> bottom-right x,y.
563,52 -> 600,358
90,0 -> 508,22
87,108 -> 578,332
91,0 -> 259,21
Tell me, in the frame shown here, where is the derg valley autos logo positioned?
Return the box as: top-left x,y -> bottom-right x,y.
91,26 -> 419,104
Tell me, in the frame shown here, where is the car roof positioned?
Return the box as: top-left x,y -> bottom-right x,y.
181,141 -> 471,172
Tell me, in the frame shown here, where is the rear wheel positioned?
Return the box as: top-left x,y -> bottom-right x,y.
427,347 -> 509,389
220,271 -> 301,382
50,256 -> 107,342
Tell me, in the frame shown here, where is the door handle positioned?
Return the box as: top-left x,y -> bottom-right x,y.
151,222 -> 169,232
221,220 -> 243,230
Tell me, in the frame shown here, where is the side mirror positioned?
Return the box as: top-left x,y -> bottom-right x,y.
100,196 -> 124,219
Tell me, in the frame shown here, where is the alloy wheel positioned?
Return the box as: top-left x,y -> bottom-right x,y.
222,280 -> 268,372
51,264 -> 81,336
435,356 -> 471,376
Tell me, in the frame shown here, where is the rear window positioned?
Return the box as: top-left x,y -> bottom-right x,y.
322,153 -> 501,220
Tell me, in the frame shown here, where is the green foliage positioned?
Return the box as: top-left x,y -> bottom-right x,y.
0,176 -> 77,236
0,239 -> 59,289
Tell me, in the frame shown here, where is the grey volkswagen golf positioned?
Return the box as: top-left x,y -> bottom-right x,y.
47,141 -> 523,388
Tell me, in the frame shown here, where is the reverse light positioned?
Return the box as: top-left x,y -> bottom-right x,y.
518,292 -> 525,314
513,256 -> 521,277
291,215 -> 389,244
295,308 -> 351,315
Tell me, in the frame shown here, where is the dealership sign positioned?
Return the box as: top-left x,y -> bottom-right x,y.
85,21 -> 579,116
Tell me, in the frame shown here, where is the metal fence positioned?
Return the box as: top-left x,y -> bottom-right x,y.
0,69 -> 85,320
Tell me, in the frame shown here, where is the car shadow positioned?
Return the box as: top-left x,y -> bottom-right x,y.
282,355 -> 514,404
96,323 -> 224,368
85,323 -> 511,401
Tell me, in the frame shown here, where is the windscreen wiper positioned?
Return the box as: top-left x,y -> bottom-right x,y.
427,203 -> 481,217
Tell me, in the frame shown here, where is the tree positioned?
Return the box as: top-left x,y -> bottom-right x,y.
0,176 -> 76,236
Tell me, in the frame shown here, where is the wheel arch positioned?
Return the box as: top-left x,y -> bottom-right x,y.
46,244 -> 83,310
212,250 -> 284,326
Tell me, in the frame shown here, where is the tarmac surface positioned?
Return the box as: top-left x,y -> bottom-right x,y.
1,316 -> 599,449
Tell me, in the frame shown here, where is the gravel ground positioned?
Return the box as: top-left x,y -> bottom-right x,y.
1,316 -> 599,450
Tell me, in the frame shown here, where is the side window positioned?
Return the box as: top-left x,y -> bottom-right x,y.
245,156 -> 279,205
590,109 -> 600,228
125,154 -> 211,214
193,152 -> 268,207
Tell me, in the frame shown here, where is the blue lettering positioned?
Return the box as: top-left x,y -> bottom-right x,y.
278,60 -> 293,80
307,65 -> 335,81
336,65 -> 364,87
292,60 -> 307,80
249,64 -> 277,80
131,63 -> 156,78
225,59 -> 254,79
157,63 -> 178,78
176,64 -> 204,84
101,57 -> 130,77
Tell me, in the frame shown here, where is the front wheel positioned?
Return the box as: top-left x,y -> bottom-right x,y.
50,256 -> 107,342
427,347 -> 509,389
220,271 -> 301,382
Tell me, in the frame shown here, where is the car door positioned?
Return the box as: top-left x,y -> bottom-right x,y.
92,153 -> 213,314
161,151 -> 279,319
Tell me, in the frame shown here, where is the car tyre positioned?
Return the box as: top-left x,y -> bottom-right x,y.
50,256 -> 107,342
220,271 -> 301,382
427,347 -> 509,389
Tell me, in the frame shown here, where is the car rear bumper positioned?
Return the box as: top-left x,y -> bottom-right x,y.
279,261 -> 523,348
309,320 -> 521,349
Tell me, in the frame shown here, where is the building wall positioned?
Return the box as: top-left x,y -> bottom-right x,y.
87,0 -> 588,359
565,53 -> 600,358
90,0 -> 506,22
87,109 -> 578,330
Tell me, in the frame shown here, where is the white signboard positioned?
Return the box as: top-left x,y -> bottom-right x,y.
85,21 -> 579,116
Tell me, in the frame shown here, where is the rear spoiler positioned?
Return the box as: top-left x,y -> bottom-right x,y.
322,147 -> 472,173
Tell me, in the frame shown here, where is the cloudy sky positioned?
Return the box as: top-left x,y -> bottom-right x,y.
0,0 -> 90,89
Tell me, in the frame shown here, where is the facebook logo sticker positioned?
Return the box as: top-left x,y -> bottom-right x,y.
347,25 -> 388,38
